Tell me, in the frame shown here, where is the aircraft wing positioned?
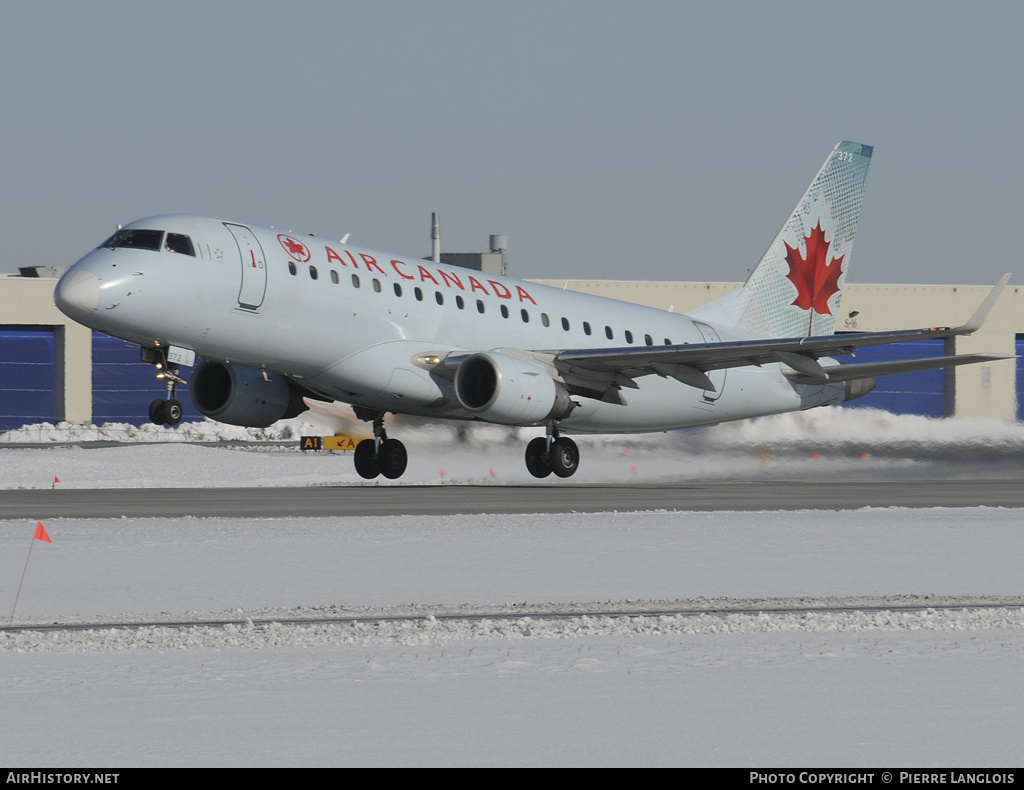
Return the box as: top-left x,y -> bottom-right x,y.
781,353 -> 1014,385
548,275 -> 1012,401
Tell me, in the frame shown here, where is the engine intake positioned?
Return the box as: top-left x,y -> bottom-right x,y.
454,352 -> 573,425
190,361 -> 310,427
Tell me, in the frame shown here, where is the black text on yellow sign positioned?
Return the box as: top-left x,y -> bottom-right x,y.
300,435 -> 363,452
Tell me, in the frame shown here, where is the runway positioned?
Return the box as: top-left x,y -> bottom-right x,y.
4,478 -> 1024,519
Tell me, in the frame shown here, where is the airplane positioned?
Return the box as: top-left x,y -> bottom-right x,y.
53,141 -> 1011,480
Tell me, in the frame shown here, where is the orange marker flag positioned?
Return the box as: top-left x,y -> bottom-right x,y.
8,522 -> 52,629
34,521 -> 51,543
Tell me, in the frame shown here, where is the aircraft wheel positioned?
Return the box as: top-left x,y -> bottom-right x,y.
525,437 -> 552,478
377,438 -> 408,480
354,439 -> 380,480
549,437 -> 580,478
148,399 -> 167,425
164,399 -> 184,426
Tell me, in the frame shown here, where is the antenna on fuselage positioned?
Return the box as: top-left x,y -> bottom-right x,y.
431,212 -> 440,263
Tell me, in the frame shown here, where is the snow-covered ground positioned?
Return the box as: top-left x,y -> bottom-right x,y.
5,406 -> 1024,488
2,408 -> 1024,766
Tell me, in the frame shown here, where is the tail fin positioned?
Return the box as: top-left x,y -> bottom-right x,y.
690,141 -> 873,338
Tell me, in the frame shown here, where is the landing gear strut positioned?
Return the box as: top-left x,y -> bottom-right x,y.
525,427 -> 579,479
354,411 -> 408,480
145,348 -> 185,427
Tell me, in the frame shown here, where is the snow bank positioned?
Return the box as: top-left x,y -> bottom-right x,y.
6,603 -> 1024,653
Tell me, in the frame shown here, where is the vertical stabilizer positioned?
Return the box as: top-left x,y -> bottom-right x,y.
690,141 -> 872,338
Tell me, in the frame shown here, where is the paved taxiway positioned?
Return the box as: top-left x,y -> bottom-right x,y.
4,478 -> 1024,519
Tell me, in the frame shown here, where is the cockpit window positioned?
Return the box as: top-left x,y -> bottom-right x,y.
99,228 -> 164,251
165,233 -> 195,256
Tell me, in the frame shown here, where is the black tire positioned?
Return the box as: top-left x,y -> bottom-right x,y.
354,439 -> 380,480
148,399 -> 166,425
549,437 -> 580,478
377,438 -> 408,480
164,398 -> 184,426
525,437 -> 552,478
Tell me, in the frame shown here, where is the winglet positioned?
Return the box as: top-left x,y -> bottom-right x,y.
958,273 -> 1011,334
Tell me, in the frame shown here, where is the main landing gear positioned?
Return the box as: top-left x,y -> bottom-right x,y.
524,428 -> 580,479
351,412 -> 579,481
354,411 -> 408,480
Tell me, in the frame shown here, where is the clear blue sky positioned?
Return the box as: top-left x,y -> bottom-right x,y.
2,0 -> 1020,285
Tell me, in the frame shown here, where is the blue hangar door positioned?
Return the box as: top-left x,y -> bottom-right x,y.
834,337 -> 950,418
0,327 -> 56,430
1015,336 -> 1024,421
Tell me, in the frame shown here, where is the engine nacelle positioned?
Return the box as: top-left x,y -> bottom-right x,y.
840,377 -> 877,402
453,352 -> 573,425
189,360 -> 309,428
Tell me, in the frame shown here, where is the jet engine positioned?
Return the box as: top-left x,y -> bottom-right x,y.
189,360 -> 311,428
840,377 -> 877,402
453,352 -> 573,425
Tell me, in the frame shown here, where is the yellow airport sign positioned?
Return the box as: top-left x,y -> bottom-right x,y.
300,435 -> 364,451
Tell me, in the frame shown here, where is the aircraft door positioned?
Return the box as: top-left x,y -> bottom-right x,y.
693,322 -> 726,402
225,223 -> 267,311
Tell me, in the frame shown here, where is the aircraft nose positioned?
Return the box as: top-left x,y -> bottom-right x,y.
54,269 -> 101,320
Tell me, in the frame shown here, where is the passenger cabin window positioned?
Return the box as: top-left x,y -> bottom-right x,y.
164,233 -> 195,256
624,330 -> 634,344
561,317 -> 570,331
100,228 -> 163,252
309,265 -> 318,280
583,321 -> 592,336
351,274 -> 360,288
500,305 -> 509,318
330,270 -> 339,284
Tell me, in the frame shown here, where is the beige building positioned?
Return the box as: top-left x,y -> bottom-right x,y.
1,276 -> 92,424
2,275 -> 1021,424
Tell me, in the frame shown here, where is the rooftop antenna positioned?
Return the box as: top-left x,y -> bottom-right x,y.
431,212 -> 440,263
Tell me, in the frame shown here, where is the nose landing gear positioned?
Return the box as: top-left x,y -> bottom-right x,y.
143,347 -> 186,426
148,396 -> 183,426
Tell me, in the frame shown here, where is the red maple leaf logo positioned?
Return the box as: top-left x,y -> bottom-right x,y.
784,221 -> 844,315
278,234 -> 310,262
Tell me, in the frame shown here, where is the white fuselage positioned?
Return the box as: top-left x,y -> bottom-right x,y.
56,215 -> 847,432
